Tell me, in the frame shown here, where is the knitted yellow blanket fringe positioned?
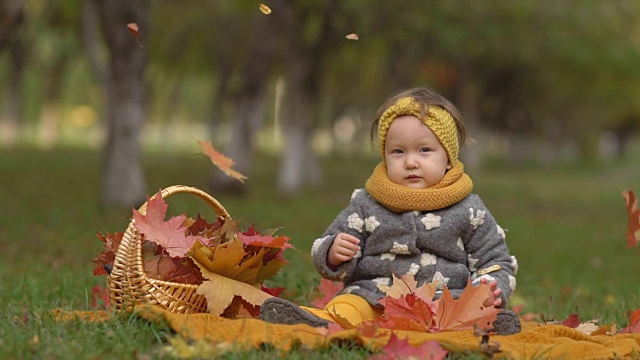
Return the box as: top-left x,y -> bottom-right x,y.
365,160 -> 473,212
52,306 -> 640,360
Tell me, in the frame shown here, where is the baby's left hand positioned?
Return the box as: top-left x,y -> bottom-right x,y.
480,278 -> 502,307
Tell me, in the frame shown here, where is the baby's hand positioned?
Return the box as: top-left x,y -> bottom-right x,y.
480,278 -> 503,308
327,233 -> 360,267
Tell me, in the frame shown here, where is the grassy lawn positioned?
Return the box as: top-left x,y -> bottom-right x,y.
1,146 -> 639,359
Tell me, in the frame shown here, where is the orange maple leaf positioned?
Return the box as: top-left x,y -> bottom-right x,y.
623,189 -> 640,248
196,139 -> 248,183
193,259 -> 272,316
433,281 -> 500,332
311,279 -> 344,308
133,191 -> 198,258
378,273 -> 437,303
619,309 -> 640,334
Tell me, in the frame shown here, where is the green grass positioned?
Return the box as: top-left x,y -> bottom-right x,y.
1,146 -> 639,359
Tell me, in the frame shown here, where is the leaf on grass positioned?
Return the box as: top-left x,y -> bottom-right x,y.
370,333 -> 447,360
91,231 -> 123,275
196,139 -> 248,183
562,313 -> 580,329
623,189 -> 640,248
90,284 -> 110,310
434,281 -> 500,332
193,259 -> 272,316
619,309 -> 640,334
133,191 -> 198,258
311,279 -> 344,308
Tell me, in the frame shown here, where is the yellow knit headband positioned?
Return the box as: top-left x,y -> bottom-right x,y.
378,97 -> 459,163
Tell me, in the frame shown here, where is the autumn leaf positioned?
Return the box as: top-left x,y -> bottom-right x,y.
144,256 -> 203,284
196,139 -> 248,183
378,293 -> 438,332
561,313 -> 580,329
238,225 -> 293,250
370,333 -> 448,360
259,4 -> 271,14
190,239 -> 265,283
433,281 -> 500,332
133,191 -> 199,258
311,279 -> 344,308
345,33 -> 359,40
90,284 -> 110,310
619,309 -> 640,334
623,189 -> 640,248
378,273 -> 436,303
193,259 -> 272,316
91,231 -> 123,275
127,23 -> 139,37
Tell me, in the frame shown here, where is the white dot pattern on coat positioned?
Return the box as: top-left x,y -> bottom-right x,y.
343,285 -> 360,294
456,237 -> 465,251
467,255 -> 479,272
390,241 -> 410,254
380,253 -> 396,261
421,213 -> 441,230
420,253 -> 436,267
347,213 -> 364,233
372,277 -> 391,286
351,189 -> 362,200
365,216 -> 380,232
432,271 -> 450,290
311,235 -> 331,257
469,208 -> 486,229
408,263 -> 420,276
496,224 -> 506,240
413,211 -> 421,216
510,256 -> 519,275
508,275 -> 517,291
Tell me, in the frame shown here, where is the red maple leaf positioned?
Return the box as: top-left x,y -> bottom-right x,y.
311,279 -> 344,308
132,191 -> 197,258
562,313 -> 580,329
619,309 -> 640,334
91,284 -> 110,310
370,333 -> 448,360
623,190 -> 640,248
238,225 -> 293,250
378,293 -> 437,332
91,231 -> 123,275
260,285 -> 285,297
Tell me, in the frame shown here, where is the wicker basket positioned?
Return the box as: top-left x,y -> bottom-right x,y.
107,185 -> 231,314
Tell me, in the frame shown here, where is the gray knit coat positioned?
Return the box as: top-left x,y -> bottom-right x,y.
311,189 -> 518,308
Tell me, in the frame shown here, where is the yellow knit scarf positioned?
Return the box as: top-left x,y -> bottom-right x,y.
365,160 -> 473,212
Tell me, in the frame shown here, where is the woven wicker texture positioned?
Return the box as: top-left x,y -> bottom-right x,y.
107,185 -> 230,314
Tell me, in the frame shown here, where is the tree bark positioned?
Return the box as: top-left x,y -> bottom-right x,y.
0,0 -> 24,148
94,0 -> 149,208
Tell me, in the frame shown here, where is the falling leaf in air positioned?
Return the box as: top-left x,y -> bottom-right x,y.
196,139 -> 248,183
193,259 -> 272,316
259,4 -> 272,14
623,189 -> 640,248
311,279 -> 344,308
127,23 -> 139,37
132,191 -> 200,258
345,33 -> 359,40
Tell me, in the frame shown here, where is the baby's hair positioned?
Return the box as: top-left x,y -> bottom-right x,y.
369,87 -> 466,148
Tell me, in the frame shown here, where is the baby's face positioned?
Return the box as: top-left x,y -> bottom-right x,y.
384,115 -> 450,189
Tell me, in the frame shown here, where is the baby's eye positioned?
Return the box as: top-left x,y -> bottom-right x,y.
420,147 -> 432,153
391,149 -> 404,154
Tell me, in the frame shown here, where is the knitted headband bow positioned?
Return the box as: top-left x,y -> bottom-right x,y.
377,97 -> 459,164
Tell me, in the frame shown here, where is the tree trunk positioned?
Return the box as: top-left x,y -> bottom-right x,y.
0,0 -> 24,148
95,0 -> 149,208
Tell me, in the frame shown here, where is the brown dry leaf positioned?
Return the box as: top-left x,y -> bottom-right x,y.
576,320 -> 600,335
193,259 -> 272,316
378,273 -> 436,303
345,33 -> 359,40
196,139 -> 248,183
259,4 -> 271,14
434,281 -> 500,331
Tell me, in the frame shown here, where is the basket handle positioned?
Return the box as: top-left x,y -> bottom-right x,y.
137,185 -> 231,219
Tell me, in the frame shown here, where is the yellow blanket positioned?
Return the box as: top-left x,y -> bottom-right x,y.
52,306 -> 640,359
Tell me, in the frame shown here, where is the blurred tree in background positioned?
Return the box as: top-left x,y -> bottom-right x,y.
1,0 -> 639,206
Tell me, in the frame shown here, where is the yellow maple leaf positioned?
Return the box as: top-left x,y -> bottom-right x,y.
190,239 -> 270,284
193,259 -> 272,316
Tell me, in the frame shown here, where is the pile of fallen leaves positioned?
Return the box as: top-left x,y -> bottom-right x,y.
92,189 -> 292,317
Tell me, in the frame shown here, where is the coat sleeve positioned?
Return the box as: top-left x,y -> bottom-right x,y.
310,189 -> 369,281
463,195 -> 517,307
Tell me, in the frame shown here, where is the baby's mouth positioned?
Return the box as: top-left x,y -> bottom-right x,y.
406,174 -> 421,179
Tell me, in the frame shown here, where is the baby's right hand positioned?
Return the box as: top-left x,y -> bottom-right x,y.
327,233 -> 360,267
